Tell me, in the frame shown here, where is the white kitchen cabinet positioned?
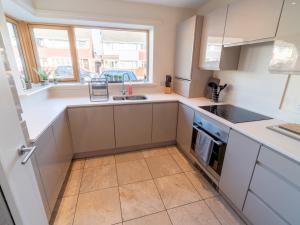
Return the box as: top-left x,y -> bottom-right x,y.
176,103 -> 194,155
219,130 -> 260,210
269,0 -> 300,74
174,15 -> 213,97
114,104 -> 152,148
33,126 -> 62,213
52,112 -> 73,188
250,164 -> 300,225
199,5 -> 241,70
243,192 -> 287,225
152,102 -> 178,144
223,0 -> 284,46
68,106 -> 115,153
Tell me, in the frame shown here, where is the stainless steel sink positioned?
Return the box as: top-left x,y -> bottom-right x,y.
113,95 -> 147,101
125,95 -> 147,100
113,96 -> 126,101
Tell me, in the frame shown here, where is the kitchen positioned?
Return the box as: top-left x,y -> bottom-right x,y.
0,0 -> 300,225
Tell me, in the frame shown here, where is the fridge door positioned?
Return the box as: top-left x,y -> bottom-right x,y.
0,188 -> 14,225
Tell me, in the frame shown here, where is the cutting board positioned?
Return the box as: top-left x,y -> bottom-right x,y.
279,123 -> 300,135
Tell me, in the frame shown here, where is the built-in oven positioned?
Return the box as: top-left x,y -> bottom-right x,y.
191,113 -> 229,182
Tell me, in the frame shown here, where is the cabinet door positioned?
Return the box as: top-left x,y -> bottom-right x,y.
269,0 -> 300,74
152,102 -> 178,143
34,127 -> 61,213
175,16 -> 196,80
176,103 -> 194,155
199,6 -> 227,70
114,104 -> 152,148
68,106 -> 115,153
224,0 -> 284,46
219,130 -> 260,210
52,111 -> 73,187
243,192 -> 287,225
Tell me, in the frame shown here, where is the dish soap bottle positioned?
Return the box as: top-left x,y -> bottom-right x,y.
127,80 -> 133,95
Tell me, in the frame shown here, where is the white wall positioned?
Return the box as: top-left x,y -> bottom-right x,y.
6,0 -> 196,86
215,42 -> 300,123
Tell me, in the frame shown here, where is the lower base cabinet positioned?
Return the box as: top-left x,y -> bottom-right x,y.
152,102 -> 178,143
114,104 -> 152,148
219,130 -> 260,210
32,111 -> 73,220
176,103 -> 194,154
243,192 -> 287,225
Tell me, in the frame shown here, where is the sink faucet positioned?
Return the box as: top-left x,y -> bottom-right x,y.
120,73 -> 130,95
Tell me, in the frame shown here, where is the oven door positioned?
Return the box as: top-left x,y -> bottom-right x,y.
191,124 -> 226,178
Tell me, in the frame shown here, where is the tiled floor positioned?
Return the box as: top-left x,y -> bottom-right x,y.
52,146 -> 245,225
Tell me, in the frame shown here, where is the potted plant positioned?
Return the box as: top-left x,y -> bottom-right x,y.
23,76 -> 32,90
33,68 -> 50,86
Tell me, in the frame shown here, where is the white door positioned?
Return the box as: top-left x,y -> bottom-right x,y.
0,45 -> 48,225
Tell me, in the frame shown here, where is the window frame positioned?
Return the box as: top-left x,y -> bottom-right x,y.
29,24 -> 80,82
6,17 -> 31,83
73,25 -> 150,83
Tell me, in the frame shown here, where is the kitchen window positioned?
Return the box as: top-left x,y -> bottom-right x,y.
74,28 -> 149,82
6,20 -> 30,88
30,26 -> 79,81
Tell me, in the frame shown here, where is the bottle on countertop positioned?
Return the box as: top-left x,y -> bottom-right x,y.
127,80 -> 133,95
164,75 -> 172,94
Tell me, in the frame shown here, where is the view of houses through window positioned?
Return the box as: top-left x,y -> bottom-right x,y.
74,28 -> 148,82
6,21 -> 29,88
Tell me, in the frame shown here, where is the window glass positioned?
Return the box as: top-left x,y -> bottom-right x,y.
32,28 -> 75,80
6,22 -> 29,87
74,28 -> 148,82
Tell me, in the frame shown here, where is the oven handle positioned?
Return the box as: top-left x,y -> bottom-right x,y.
193,125 -> 224,146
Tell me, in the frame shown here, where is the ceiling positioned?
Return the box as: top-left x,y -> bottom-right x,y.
120,0 -> 209,9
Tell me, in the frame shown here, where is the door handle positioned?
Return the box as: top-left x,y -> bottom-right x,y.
18,145 -> 37,165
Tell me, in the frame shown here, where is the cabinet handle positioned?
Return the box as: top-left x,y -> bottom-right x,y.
18,145 -> 37,165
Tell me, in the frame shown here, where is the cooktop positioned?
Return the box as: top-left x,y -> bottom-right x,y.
199,104 -> 272,124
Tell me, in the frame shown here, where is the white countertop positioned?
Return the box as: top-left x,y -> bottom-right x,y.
21,92 -> 300,164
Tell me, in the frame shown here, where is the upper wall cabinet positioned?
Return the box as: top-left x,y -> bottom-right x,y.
269,0 -> 300,74
199,5 -> 241,71
223,0 -> 284,46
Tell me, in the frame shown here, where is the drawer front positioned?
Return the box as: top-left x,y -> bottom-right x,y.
250,164 -> 300,225
258,146 -> 300,188
243,192 -> 287,225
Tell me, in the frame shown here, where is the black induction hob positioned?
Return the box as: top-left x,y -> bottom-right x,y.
199,104 -> 272,124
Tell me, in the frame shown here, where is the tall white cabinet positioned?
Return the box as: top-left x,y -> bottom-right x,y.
174,15 -> 212,98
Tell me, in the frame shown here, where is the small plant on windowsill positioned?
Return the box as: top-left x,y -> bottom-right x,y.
23,76 -> 32,90
33,68 -> 50,86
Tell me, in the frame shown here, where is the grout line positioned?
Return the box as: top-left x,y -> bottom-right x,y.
121,209 -> 167,224
71,164 -> 85,225
115,161 -> 124,224
203,197 -> 223,225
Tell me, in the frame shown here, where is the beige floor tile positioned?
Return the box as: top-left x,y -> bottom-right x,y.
123,211 -> 172,225
167,146 -> 181,155
84,155 -> 115,169
80,164 -> 118,193
146,155 -> 182,178
168,201 -> 221,225
73,187 -> 122,225
185,171 -> 218,199
155,173 -> 201,209
52,196 -> 77,225
119,180 -> 165,221
171,153 -> 195,172
71,159 -> 85,171
63,170 -> 83,197
116,159 -> 152,185
206,196 -> 245,225
115,151 -> 144,164
142,147 -> 169,158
